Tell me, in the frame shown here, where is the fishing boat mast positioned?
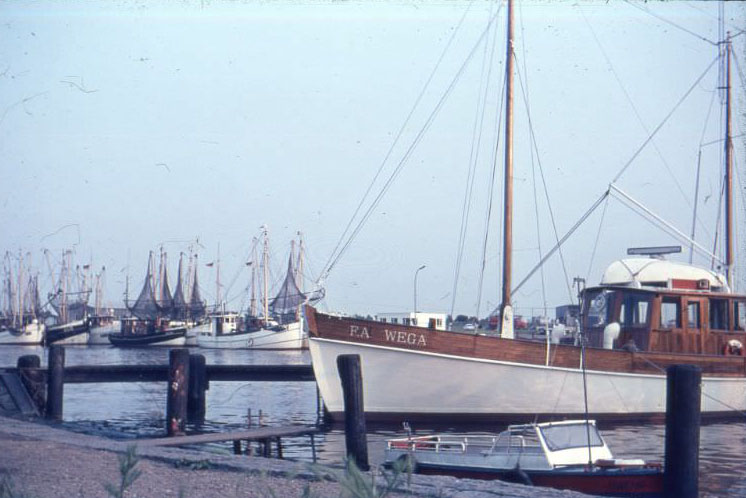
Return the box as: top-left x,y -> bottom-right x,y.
498,0 -> 515,339
262,227 -> 270,326
724,34 -> 733,288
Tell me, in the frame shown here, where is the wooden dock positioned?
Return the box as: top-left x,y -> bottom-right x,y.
137,424 -> 319,459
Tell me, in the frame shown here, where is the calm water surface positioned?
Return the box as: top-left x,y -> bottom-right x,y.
1,345 -> 744,497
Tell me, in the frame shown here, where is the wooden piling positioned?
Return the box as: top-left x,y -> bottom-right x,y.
45,346 -> 65,420
187,353 -> 207,424
17,354 -> 45,413
166,348 -> 190,436
664,364 -> 701,498
336,354 -> 369,470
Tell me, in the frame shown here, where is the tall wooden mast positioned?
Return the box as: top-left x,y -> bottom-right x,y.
724,34 -> 733,288
499,0 -> 515,338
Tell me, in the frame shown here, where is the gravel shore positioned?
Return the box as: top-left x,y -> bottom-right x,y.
0,416 -> 594,498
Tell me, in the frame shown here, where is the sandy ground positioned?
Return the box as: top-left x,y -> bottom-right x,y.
0,432 -> 345,498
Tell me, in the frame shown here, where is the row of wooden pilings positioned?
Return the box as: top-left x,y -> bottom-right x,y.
20,347 -> 216,434
19,348 -> 701,498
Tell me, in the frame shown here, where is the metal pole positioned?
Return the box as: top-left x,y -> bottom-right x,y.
413,265 -> 426,320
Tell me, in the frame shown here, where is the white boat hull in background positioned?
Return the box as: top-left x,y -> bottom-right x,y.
309,337 -> 746,421
0,322 -> 45,345
186,321 -> 211,346
198,319 -> 306,349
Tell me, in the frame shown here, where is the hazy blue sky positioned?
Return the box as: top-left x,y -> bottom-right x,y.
1,1 -> 744,317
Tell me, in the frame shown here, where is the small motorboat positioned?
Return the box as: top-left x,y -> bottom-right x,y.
384,419 -> 663,497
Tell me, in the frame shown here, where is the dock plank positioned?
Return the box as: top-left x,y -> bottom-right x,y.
135,425 -> 319,447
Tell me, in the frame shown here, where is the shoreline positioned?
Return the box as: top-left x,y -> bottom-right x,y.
0,415 -> 597,497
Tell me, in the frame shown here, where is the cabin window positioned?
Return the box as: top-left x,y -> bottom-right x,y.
660,297 -> 680,328
687,302 -> 701,330
392,318 -> 399,324
403,318 -> 411,326
436,318 -> 443,327
379,318 -> 387,323
541,423 -> 604,451
709,299 -> 729,331
736,301 -> 746,331
585,290 -> 612,327
619,293 -> 650,327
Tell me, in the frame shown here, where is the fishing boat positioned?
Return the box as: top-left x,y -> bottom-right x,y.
306,3 -> 744,422
109,317 -> 187,347
0,253 -> 46,345
45,250 -> 90,346
384,420 -> 663,497
198,230 -> 315,349
88,267 -> 120,345
109,251 -> 186,347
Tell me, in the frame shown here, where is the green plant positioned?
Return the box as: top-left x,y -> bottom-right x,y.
309,458 -> 412,498
104,445 -> 142,498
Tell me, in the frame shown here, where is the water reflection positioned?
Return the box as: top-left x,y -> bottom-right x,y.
1,345 -> 745,495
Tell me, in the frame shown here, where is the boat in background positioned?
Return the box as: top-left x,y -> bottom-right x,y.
45,250 -> 90,346
197,230 -> 321,349
384,420 -> 663,497
109,250 -> 186,347
88,267 -> 120,345
0,253 -> 45,345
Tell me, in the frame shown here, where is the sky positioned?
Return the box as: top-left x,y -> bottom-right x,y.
1,0 -> 744,318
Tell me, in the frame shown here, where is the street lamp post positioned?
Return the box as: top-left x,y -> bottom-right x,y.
413,264 -> 426,324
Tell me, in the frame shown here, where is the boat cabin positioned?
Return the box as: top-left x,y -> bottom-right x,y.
583,258 -> 746,355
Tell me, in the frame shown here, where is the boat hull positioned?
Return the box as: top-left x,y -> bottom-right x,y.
198,320 -> 306,350
412,463 -> 663,498
307,308 -> 746,422
45,320 -> 90,346
0,322 -> 45,345
108,327 -> 187,347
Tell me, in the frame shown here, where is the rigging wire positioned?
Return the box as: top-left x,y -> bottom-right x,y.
585,195 -> 610,283
451,0 -> 501,320
319,1 -> 478,284
622,0 -> 718,46
518,0 -> 547,318
612,55 -> 720,184
514,61 -> 575,305
472,2 -> 503,320
320,9 -> 504,284
581,6 -> 703,228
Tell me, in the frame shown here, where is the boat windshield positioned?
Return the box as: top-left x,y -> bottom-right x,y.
540,423 -> 603,451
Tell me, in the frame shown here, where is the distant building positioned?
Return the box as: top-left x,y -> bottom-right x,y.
375,311 -> 447,331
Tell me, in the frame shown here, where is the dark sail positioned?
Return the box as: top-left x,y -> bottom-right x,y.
172,255 -> 187,320
269,255 -> 306,316
128,252 -> 160,320
189,256 -> 206,319
157,252 -> 174,316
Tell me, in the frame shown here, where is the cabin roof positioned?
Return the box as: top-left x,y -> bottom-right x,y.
599,258 -> 728,291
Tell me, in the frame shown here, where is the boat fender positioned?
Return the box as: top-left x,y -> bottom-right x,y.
723,339 -> 744,356
503,466 -> 533,486
602,322 -> 620,350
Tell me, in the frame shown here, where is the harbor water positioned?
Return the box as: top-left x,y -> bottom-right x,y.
1,345 -> 744,497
